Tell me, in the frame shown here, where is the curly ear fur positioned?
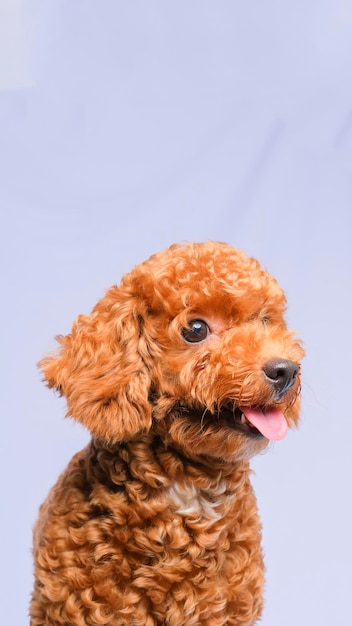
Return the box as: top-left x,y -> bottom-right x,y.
39,287 -> 152,443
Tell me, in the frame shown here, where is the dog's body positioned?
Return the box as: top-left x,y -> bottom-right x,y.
31,242 -> 303,626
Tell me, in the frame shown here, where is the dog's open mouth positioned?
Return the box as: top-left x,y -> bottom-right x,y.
218,405 -> 288,441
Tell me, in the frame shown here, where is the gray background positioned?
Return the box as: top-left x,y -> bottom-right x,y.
1,1 -> 351,624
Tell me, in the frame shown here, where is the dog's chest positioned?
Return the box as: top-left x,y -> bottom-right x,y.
166,480 -> 231,522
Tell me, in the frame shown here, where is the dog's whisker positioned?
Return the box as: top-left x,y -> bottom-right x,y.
200,407 -> 209,433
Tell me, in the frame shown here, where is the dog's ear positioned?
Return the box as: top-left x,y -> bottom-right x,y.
39,287 -> 152,443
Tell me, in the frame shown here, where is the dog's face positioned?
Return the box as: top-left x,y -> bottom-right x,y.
40,242 -> 304,463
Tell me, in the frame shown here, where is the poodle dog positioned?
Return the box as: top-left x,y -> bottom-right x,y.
31,241 -> 303,626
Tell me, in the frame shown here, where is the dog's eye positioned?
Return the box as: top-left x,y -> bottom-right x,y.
182,320 -> 209,343
261,316 -> 269,325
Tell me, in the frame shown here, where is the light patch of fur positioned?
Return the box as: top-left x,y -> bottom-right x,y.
167,480 -> 230,522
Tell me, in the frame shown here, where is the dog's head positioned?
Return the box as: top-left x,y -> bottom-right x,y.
40,241 -> 304,462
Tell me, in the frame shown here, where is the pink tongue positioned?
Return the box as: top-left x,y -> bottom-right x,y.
241,407 -> 288,441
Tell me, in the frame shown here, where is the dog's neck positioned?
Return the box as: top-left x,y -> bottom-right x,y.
86,434 -> 252,527
88,434 -> 251,498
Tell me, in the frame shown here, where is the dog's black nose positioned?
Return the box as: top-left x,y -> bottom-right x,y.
262,359 -> 298,396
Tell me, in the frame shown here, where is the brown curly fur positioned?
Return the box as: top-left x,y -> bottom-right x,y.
31,241 -> 304,626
